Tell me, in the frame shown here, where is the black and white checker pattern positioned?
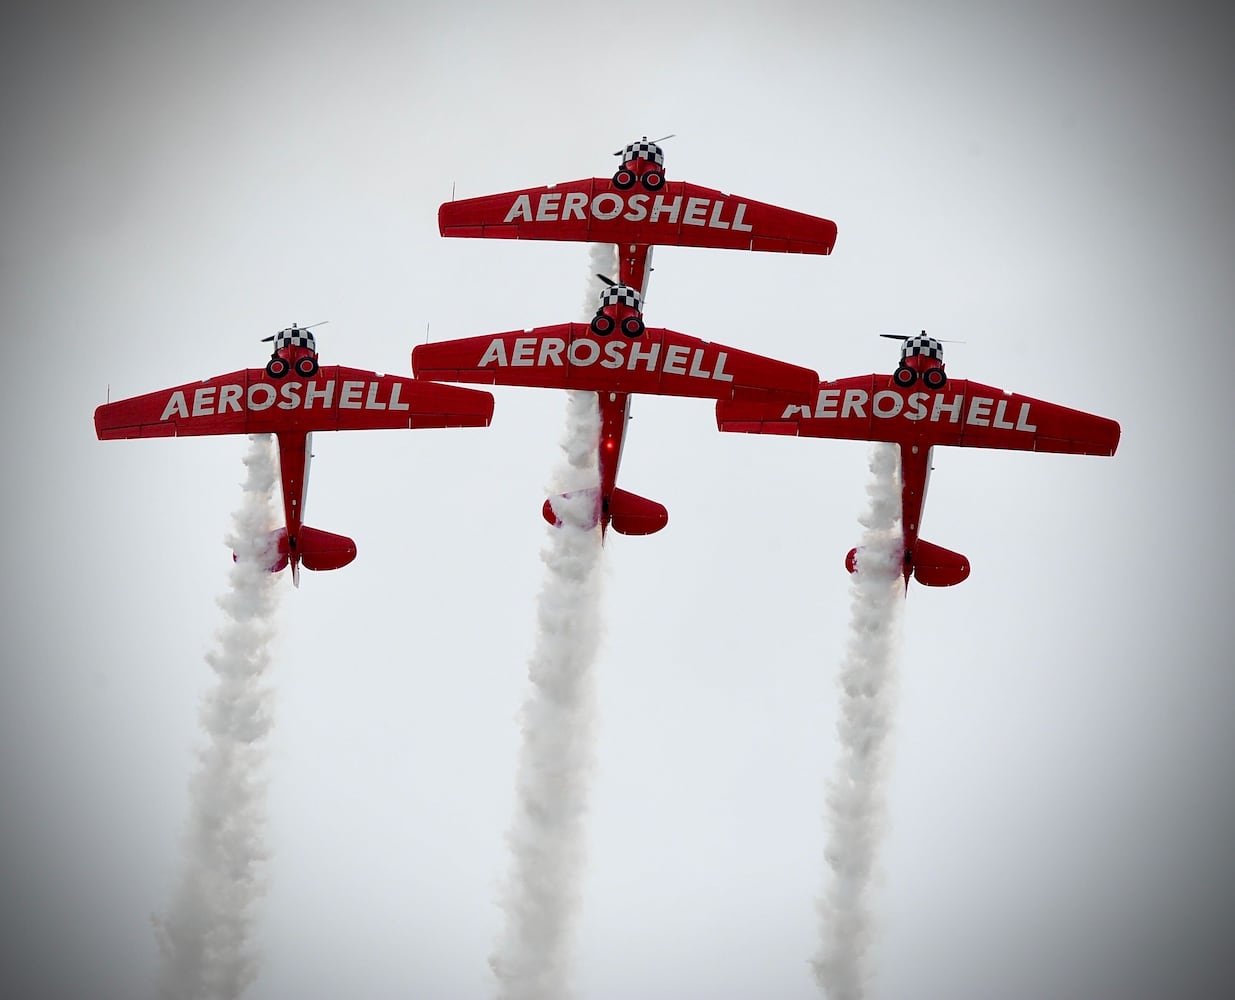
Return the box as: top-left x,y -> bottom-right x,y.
902,334 -> 943,361
600,284 -> 643,310
274,328 -> 316,352
621,140 -> 665,166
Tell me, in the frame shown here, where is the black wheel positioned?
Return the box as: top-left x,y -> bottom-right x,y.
295,356 -> 319,377
923,367 -> 947,390
620,315 -> 645,338
893,365 -> 917,388
266,357 -> 290,379
590,313 -> 615,336
613,169 -> 636,190
641,170 -> 665,191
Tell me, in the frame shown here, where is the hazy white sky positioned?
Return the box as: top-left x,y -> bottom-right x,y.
2,2 -> 1232,998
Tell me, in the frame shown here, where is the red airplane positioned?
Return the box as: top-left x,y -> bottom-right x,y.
412,281 -> 820,537
437,136 -> 837,292
95,324 -> 495,584
715,332 -> 1121,587
425,138 -> 835,536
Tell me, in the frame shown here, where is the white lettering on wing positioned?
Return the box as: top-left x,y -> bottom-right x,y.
501,191 -> 757,232
191,386 -> 216,417
248,383 -> 277,411
160,391 -> 189,420
155,374 -> 411,420
471,335 -> 741,383
780,384 -> 1039,435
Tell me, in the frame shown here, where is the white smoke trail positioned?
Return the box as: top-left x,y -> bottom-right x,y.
154,434 -> 282,1000
813,442 -> 905,1000
488,246 -> 611,1000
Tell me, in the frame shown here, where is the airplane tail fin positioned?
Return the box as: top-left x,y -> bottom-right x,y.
845,540 -> 970,587
542,488 -> 601,529
608,488 -> 668,536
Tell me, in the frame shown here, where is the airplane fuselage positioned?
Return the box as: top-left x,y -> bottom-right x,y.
589,244 -> 655,536
897,441 -> 934,586
596,391 -> 632,537
270,342 -> 317,582
274,431 -> 311,582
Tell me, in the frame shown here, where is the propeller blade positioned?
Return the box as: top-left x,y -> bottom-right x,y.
596,273 -> 616,286
613,134 -> 675,155
264,319 -> 328,342
880,331 -> 966,344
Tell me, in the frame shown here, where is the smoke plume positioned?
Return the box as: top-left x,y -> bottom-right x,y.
488,247 -> 612,1000
814,442 -> 905,999
154,433 -> 282,1000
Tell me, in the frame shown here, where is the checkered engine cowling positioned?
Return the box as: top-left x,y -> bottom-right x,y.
902,334 -> 943,362
600,284 -> 642,310
274,327 -> 316,352
620,140 -> 664,167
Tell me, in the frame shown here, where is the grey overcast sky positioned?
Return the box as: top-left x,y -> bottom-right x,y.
2,1 -> 1233,998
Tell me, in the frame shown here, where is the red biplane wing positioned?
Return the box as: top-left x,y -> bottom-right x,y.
95,366 -> 495,440
716,374 -> 1120,456
412,325 -> 819,402
438,178 -> 837,255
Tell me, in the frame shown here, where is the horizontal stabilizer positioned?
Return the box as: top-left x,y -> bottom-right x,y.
542,488 -> 601,530
234,527 -> 289,573
270,528 -> 290,572
845,541 -> 969,586
911,540 -> 970,587
540,488 -> 668,535
297,526 -> 357,572
608,488 -> 668,536
844,545 -> 903,577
